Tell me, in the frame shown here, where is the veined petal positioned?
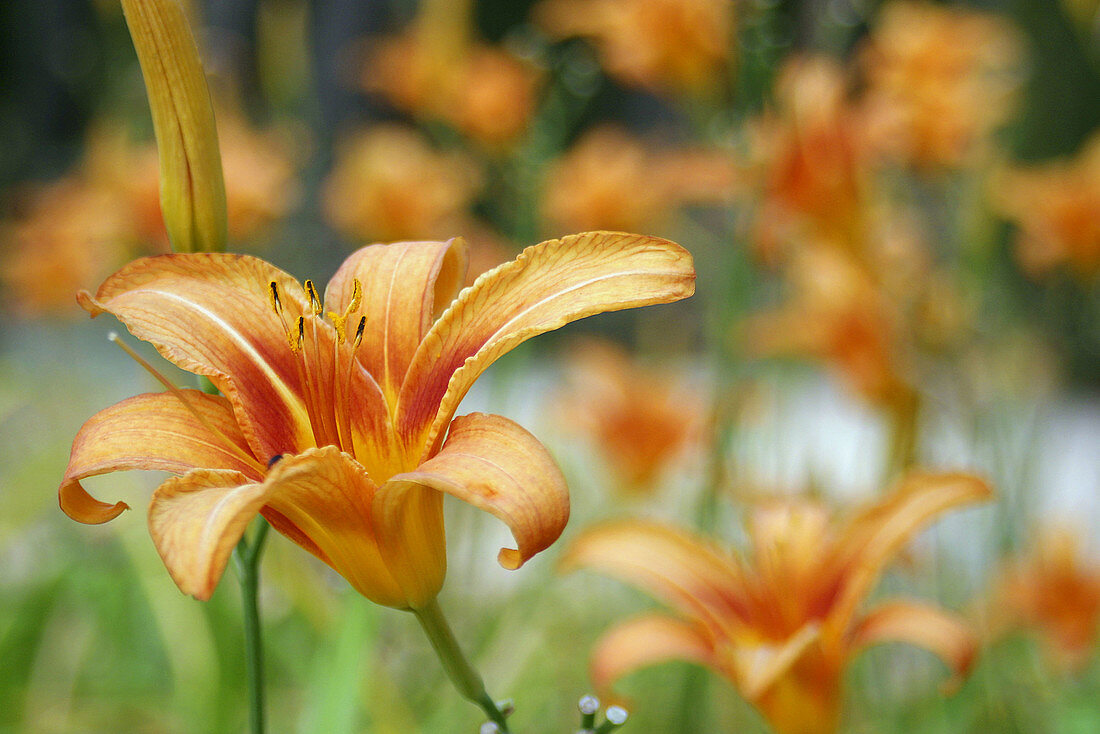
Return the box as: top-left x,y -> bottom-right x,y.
149,447 -> 412,606
148,468 -> 265,599
378,412 -> 568,573
727,622 -> 821,700
850,599 -> 978,690
262,447 -> 411,608
324,239 -> 468,404
396,231 -> 695,461
561,520 -> 750,636
60,390 -> 261,524
824,472 -> 992,646
78,253 -> 315,461
590,614 -> 717,693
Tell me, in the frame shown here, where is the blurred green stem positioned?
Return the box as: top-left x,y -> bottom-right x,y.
233,519 -> 270,734
885,391 -> 921,482
412,599 -> 510,732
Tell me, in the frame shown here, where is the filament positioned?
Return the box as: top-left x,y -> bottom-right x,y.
108,332 -> 267,475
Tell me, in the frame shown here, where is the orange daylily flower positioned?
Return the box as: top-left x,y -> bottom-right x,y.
994,131 -> 1100,280
744,56 -> 871,263
534,0 -> 733,96
993,529 -> 1100,672
361,0 -> 541,147
542,125 -> 737,234
859,0 -> 1023,170
563,473 -> 992,734
59,232 -> 695,610
322,125 -> 482,243
557,339 -> 704,494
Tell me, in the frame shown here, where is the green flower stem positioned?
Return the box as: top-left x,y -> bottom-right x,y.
412,599 -> 510,732
233,519 -> 270,734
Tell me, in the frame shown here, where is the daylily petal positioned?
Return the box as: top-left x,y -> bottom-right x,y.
727,622 -> 821,700
59,390 -> 261,524
397,231 -> 696,460
561,520 -> 750,636
378,412 -> 568,573
590,614 -> 717,693
850,599 -> 978,691
324,239 -> 468,403
78,253 -> 315,460
261,447 -> 411,608
148,468 -> 264,599
824,472 -> 992,645
150,446 -> 412,606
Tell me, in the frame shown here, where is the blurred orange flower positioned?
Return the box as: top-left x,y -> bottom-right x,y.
322,125 -> 482,243
60,233 -> 695,609
995,529 -> 1100,672
557,339 -> 703,494
534,0 -> 733,96
564,473 -> 991,734
1,176 -> 136,317
860,0 -> 1023,170
215,111 -> 302,242
541,125 -> 736,234
743,245 -> 916,414
743,56 -> 871,262
994,132 -> 1100,280
362,1 -> 540,147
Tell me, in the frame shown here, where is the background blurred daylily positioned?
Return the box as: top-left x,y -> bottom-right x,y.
563,472 -> 992,734
992,528 -> 1100,672
59,231 -> 695,611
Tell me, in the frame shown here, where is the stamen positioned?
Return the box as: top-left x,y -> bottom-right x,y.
328,312 -> 348,344
268,280 -> 282,313
326,278 -> 365,345
108,332 -> 266,475
353,315 -> 366,349
347,279 -> 363,313
293,316 -> 304,352
304,279 -> 323,315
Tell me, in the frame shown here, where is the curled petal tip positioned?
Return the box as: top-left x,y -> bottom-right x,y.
497,547 -> 523,570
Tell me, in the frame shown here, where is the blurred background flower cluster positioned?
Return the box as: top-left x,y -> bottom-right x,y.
1,0 -> 1099,731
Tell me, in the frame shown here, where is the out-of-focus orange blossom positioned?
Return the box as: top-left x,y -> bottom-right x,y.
564,473 -> 992,734
541,125 -> 736,234
361,1 -> 541,148
322,125 -> 482,243
993,529 -> 1100,672
859,0 -> 1023,171
742,56 -> 870,263
534,0 -> 733,96
556,339 -> 704,495
995,132 -> 1100,280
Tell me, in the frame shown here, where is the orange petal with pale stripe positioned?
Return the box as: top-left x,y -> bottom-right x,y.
728,622 -> 821,700
396,231 -> 695,460
59,390 -> 261,524
824,472 -> 992,645
378,412 -> 568,575
324,239 -> 468,403
77,253 -> 316,461
148,469 -> 265,599
850,599 -> 978,690
149,447 -> 415,607
561,520 -> 749,636
590,614 -> 717,692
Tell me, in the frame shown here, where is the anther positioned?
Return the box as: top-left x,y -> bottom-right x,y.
294,316 -> 305,351
328,312 -> 348,343
268,280 -> 282,313
353,315 -> 366,349
304,279 -> 323,315
347,279 -> 363,313
267,454 -> 284,469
